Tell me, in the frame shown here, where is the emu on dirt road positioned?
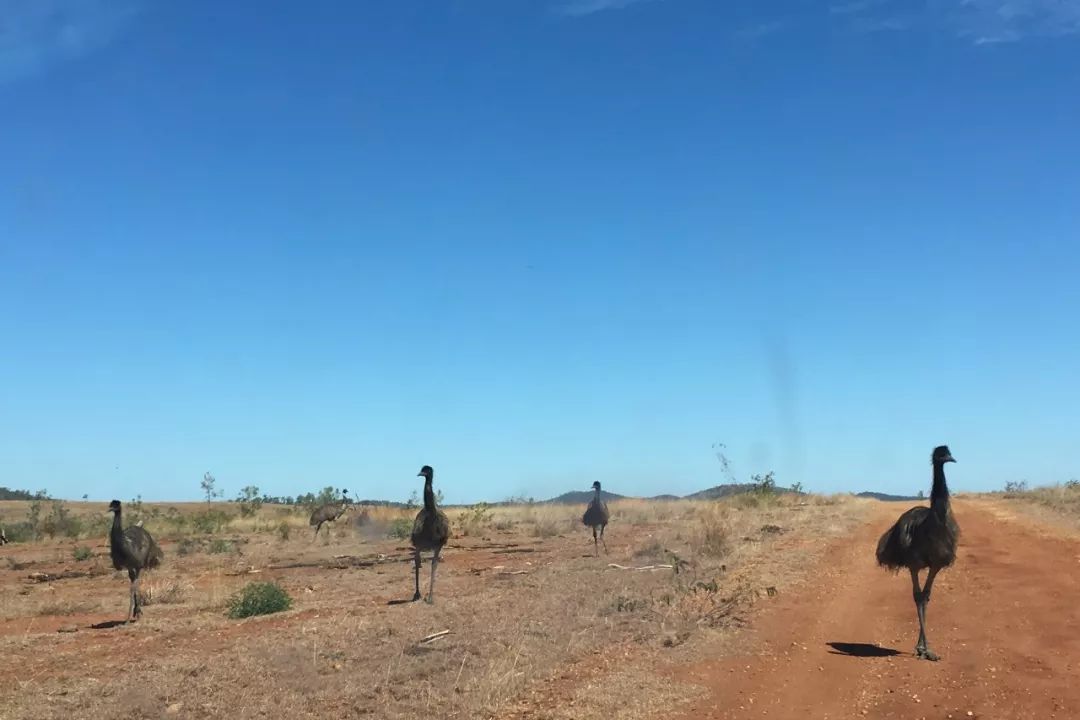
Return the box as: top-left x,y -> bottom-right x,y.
410,465 -> 449,603
309,489 -> 350,539
108,500 -> 163,623
876,445 -> 960,661
582,481 -> 610,556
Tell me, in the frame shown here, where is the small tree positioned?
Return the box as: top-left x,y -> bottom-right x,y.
237,486 -> 263,517
405,490 -> 419,510
201,472 -> 222,505
751,471 -> 776,496
917,490 -> 925,499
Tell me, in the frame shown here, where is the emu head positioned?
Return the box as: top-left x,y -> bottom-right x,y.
417,465 -> 434,482
931,446 -> 956,465
108,500 -> 122,515
591,481 -> 601,491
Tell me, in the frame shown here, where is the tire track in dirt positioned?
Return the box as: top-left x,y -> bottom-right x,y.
670,500 -> 1080,719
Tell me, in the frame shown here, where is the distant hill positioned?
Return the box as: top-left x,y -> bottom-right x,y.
546,490 -> 627,505
683,483 -> 796,500
856,491 -> 923,502
545,484 -> 802,504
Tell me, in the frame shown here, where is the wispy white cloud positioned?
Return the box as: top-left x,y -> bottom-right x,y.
0,0 -> 140,84
836,0 -> 1080,43
556,0 -> 663,18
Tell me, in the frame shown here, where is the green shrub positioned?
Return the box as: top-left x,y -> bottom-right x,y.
40,501 -> 83,539
207,538 -> 235,554
227,582 -> 292,619
4,522 -> 34,543
277,521 -> 291,541
72,546 -> 93,561
388,517 -> 412,540
191,509 -> 232,534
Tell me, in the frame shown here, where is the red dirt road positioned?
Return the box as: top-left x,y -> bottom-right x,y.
672,500 -> 1080,719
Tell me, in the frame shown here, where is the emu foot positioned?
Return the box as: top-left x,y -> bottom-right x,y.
412,592 -> 421,602
424,595 -> 435,605
915,647 -> 940,661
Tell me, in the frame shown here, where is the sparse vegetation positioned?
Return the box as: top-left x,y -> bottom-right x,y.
207,538 -> 235,554
1005,480 -> 1030,494
236,486 -> 263,517
0,492 -> 867,719
388,517 -> 412,539
73,545 -> 93,561
227,581 -> 293,619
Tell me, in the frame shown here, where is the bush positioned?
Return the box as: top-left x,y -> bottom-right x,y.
191,509 -> 232,534
207,538 -> 235,554
41,501 -> 83,539
237,486 -> 263,518
3,522 -> 34,543
227,582 -> 292,619
1005,480 -> 1029,494
277,521 -> 291,541
388,517 -> 412,540
695,514 -> 731,558
72,546 -> 93,561
458,502 -> 493,536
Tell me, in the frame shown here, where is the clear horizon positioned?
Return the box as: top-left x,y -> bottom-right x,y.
2,1 -> 1078,504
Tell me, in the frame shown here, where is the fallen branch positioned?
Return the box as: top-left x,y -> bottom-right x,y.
497,570 -> 529,576
606,563 -> 674,571
420,630 -> 451,644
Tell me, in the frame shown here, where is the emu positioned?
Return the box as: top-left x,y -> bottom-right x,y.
876,445 -> 960,661
108,500 -> 163,623
410,465 -> 450,603
309,489 -> 350,539
0,526 -> 7,545
582,481 -> 610,556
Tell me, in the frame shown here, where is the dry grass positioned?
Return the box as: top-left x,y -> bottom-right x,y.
987,482 -> 1080,533
0,493 -> 868,720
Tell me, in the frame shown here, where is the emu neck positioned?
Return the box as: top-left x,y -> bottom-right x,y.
930,462 -> 950,516
423,478 -> 437,510
594,488 -> 601,501
110,510 -> 124,544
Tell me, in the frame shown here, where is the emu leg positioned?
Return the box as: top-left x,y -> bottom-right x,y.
133,572 -> 143,619
599,524 -> 608,554
127,569 -> 138,623
412,549 -> 422,602
917,567 -> 941,661
313,523 -> 321,540
426,547 -> 440,604
592,526 -> 598,556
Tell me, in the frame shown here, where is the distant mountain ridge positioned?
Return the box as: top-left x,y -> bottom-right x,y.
855,491 -> 923,502
544,483 -> 797,504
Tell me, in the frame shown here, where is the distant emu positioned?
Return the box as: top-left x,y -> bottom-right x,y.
309,489 -> 350,539
410,465 -> 450,603
108,500 -> 164,623
0,526 -> 7,545
582,481 -> 610,556
876,445 -> 960,661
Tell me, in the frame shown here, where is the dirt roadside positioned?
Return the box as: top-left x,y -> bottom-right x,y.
668,500 -> 1080,719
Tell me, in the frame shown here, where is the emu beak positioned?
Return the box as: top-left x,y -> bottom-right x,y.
945,454 -> 956,463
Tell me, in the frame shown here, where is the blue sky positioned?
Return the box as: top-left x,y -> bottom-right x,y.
1,0 -> 1078,503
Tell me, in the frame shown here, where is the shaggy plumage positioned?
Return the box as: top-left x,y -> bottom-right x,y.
309,489 -> 350,539
108,500 -> 163,622
410,466 -> 450,603
582,481 -> 610,556
876,445 -> 960,661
